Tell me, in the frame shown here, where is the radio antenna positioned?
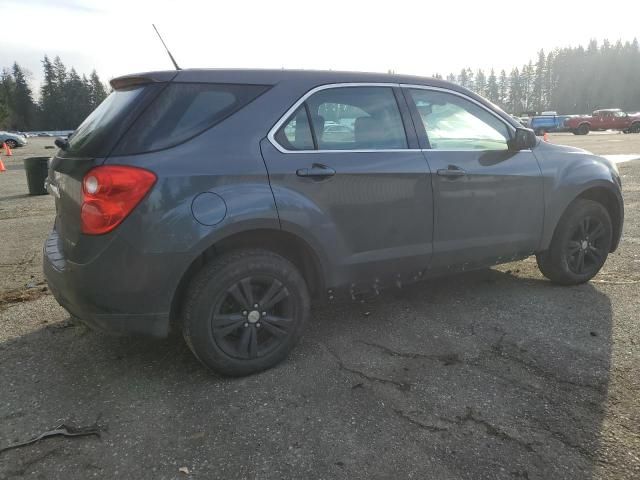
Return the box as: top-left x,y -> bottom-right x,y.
152,24 -> 181,70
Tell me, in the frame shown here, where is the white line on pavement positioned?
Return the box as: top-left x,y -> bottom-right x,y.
602,154 -> 640,164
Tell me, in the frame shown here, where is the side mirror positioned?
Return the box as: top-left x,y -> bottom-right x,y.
511,127 -> 537,150
54,137 -> 69,150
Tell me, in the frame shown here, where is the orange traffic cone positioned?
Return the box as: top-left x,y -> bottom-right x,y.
3,142 -> 12,156
0,158 -> 6,172
543,132 -> 549,142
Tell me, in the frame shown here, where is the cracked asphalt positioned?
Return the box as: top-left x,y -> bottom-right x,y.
0,136 -> 639,479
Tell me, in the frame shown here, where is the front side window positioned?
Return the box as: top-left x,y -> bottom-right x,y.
408,89 -> 510,151
273,86 -> 408,151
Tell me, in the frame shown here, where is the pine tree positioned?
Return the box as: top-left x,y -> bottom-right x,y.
0,69 -> 15,129
457,68 -> 469,88
64,68 -> 90,129
11,63 -> 37,130
475,69 -> 486,97
532,50 -> 546,113
39,55 -> 60,129
498,70 -> 508,109
508,68 -> 522,114
88,70 -> 108,109
487,69 -> 499,104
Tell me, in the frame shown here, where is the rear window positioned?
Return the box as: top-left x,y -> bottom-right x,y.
64,84 -> 161,158
112,83 -> 269,155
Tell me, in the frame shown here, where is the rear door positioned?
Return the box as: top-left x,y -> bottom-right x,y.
260,84 -> 434,286
403,86 -> 544,268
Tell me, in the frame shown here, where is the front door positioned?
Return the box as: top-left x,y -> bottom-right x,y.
403,86 -> 544,269
261,85 -> 434,287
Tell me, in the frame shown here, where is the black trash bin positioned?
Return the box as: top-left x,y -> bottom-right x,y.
24,157 -> 50,196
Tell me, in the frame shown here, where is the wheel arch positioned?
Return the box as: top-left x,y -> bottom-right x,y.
169,228 -> 327,329
542,184 -> 623,254
575,186 -> 623,251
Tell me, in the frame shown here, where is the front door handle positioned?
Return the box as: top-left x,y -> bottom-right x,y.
437,165 -> 466,178
296,164 -> 336,179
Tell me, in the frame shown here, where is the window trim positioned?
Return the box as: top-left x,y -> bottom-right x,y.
267,82 -> 419,153
401,84 -> 522,152
268,82 -> 524,154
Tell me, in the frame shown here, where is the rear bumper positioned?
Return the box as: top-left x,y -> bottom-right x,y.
43,229 -> 173,337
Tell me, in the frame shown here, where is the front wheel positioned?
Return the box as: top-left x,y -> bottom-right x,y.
630,122 -> 640,133
536,199 -> 612,285
182,249 -> 310,376
577,124 -> 590,135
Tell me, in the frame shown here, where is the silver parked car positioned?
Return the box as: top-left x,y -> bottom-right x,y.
0,131 -> 27,148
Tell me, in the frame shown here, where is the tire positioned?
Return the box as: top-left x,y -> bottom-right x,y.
536,199 -> 612,285
571,129 -> 580,135
4,139 -> 18,148
577,124 -> 590,135
631,122 -> 640,134
182,248 -> 310,376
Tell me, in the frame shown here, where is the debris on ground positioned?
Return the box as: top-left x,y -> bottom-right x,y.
0,422 -> 102,454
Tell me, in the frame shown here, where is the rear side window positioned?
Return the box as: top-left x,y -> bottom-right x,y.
308,87 -> 407,150
273,86 -> 408,151
113,83 -> 269,155
275,106 -> 314,150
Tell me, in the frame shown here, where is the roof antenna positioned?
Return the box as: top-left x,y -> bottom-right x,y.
152,24 -> 181,70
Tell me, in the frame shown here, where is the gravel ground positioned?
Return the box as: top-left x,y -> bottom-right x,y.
0,136 -> 638,479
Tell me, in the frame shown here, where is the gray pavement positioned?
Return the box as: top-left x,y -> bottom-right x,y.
0,137 -> 638,479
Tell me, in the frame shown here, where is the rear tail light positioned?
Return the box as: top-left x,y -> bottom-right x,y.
81,165 -> 156,235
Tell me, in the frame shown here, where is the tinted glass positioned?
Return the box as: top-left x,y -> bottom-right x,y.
306,87 -> 407,150
409,89 -> 510,150
64,85 -> 152,158
113,83 -> 269,155
274,106 -> 314,150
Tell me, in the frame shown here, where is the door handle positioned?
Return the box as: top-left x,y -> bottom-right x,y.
296,164 -> 336,179
437,166 -> 466,178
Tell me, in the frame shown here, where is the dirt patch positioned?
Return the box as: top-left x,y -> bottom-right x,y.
0,282 -> 50,311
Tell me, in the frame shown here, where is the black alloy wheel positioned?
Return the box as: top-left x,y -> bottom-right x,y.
211,275 -> 295,360
564,216 -> 608,276
182,249 -> 309,376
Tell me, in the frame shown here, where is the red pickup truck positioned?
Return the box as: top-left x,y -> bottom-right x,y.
565,109 -> 640,135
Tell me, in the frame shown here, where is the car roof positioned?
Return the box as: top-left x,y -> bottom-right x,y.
112,68 -> 462,91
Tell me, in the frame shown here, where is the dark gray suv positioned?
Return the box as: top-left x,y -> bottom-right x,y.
44,69 -> 623,376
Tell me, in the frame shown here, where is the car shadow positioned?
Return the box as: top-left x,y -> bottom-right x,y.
0,267 -> 613,479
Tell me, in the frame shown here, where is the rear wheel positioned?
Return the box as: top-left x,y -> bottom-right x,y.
577,124 -> 590,135
4,139 -> 17,148
536,199 -> 612,285
631,122 -> 640,133
182,249 -> 310,376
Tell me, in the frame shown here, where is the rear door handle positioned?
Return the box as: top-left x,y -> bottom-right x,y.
296,164 -> 336,179
437,166 -> 466,178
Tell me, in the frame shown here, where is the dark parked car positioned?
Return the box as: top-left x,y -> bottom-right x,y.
44,69 -> 624,376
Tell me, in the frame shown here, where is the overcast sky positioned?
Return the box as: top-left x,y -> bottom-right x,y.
1,0 -> 638,90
